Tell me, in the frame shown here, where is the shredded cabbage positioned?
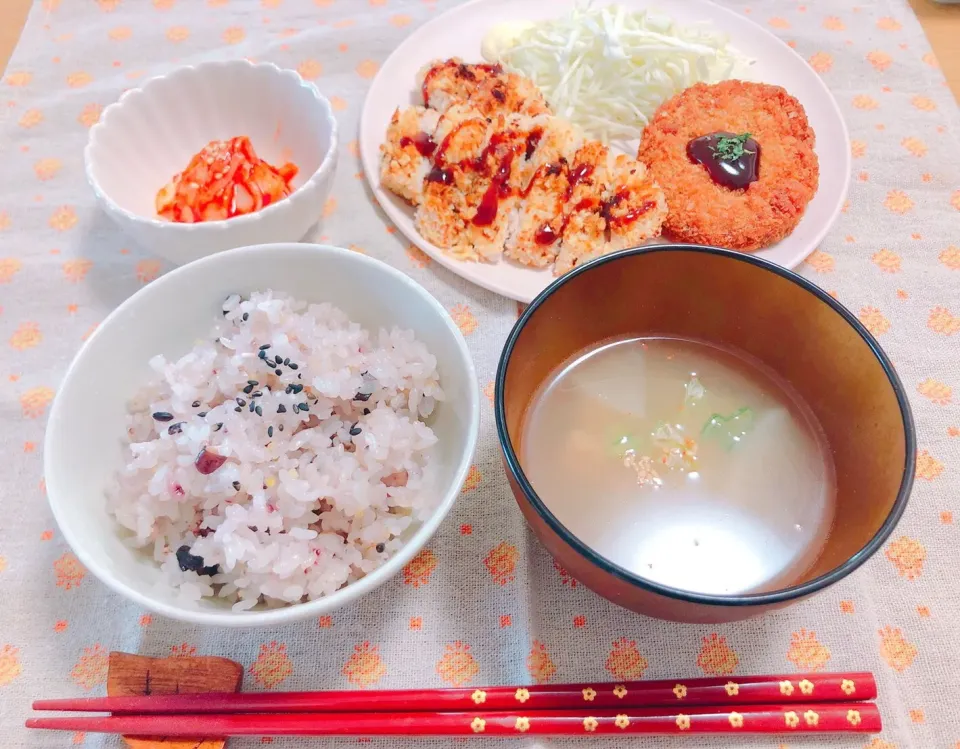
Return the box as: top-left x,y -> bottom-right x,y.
481,3 -> 753,144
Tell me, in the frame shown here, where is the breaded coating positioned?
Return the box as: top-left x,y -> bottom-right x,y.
604,154 -> 669,253
380,106 -> 441,205
458,113 -> 528,261
554,142 -> 615,275
638,80 -> 819,251
418,58 -> 550,118
416,105 -> 492,260
505,116 -> 581,268
382,59 -> 668,275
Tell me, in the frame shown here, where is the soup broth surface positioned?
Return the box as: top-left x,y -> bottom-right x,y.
521,337 -> 836,596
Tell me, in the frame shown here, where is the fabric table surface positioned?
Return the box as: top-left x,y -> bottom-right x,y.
1,0 -> 959,747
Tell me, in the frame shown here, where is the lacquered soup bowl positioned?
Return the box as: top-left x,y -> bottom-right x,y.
495,245 -> 915,623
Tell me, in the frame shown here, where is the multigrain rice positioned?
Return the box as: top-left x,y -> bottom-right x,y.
109,291 -> 442,611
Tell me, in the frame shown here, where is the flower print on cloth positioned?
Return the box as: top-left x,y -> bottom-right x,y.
436,642 -> 479,687
0,4 -> 958,749
251,641 -> 293,689
342,642 -> 385,689
697,634 -> 739,676
606,638 -> 648,680
786,630 -> 831,671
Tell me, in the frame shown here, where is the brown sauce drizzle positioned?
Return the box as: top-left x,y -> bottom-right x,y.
421,61 -> 503,107
534,217 -> 570,246
574,198 -> 596,212
569,163 -> 594,189
425,167 -> 453,185
399,131 -> 437,157
472,149 -> 518,227
524,128 -> 543,160
520,161 -> 564,200
600,189 -> 657,229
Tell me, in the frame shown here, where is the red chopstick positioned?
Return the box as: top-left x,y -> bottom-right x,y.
25,703 -> 881,736
32,672 -> 875,714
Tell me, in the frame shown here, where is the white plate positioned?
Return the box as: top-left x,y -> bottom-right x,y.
360,0 -> 851,303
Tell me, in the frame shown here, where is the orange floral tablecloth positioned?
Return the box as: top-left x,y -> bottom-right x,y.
1,0 -> 959,747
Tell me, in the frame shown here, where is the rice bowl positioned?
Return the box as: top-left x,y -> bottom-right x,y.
44,243 -> 479,627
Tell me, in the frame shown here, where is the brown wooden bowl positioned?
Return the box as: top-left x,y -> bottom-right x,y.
495,245 -> 915,623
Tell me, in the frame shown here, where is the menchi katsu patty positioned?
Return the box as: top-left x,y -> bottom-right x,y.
637,80 -> 819,252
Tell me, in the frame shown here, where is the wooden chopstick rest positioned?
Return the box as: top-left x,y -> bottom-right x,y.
106,651 -> 243,749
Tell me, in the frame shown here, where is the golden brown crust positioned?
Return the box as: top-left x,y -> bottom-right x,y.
637,80 -> 819,251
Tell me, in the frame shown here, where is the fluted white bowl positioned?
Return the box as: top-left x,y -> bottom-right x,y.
85,61 -> 338,266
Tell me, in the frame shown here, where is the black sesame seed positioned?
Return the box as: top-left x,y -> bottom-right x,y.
376,543 -> 385,553
277,404 -> 287,413
242,384 -> 254,395
255,405 -> 263,416
283,358 -> 290,366
250,401 -> 257,412
248,380 -> 259,386
292,404 -> 300,414
214,422 -> 223,431
259,344 -> 271,350
242,312 -> 249,321
363,408 -> 371,415
298,402 -> 309,412
275,369 -> 283,376
252,391 -> 263,398
267,426 -> 274,438
168,422 -> 184,435
278,424 -> 284,432
236,397 -> 246,406
198,411 -> 207,418
192,400 -> 201,408
288,362 -> 299,370
152,411 -> 174,422
258,350 -> 267,360
232,481 -> 241,491
293,384 -> 304,394
234,406 -> 242,413
349,425 -> 361,436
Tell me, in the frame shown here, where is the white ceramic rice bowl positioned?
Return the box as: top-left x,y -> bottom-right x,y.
85,61 -> 338,266
44,244 -> 479,627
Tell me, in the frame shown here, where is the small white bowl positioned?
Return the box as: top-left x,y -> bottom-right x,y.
85,62 -> 338,266
44,244 -> 480,627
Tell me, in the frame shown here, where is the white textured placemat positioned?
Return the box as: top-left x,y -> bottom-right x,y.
1,1 -> 958,747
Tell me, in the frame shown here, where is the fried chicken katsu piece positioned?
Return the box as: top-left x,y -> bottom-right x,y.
380,106 -> 442,205
418,58 -> 550,117
554,141 -> 615,275
638,80 -> 819,251
505,116 -> 581,268
604,154 -> 669,253
415,104 -> 493,260
459,113 -> 531,260
382,59 -> 667,274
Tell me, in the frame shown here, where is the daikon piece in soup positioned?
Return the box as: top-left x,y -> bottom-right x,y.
521,336 -> 836,596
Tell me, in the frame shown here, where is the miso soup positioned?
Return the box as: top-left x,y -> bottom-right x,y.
521,337 -> 836,596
